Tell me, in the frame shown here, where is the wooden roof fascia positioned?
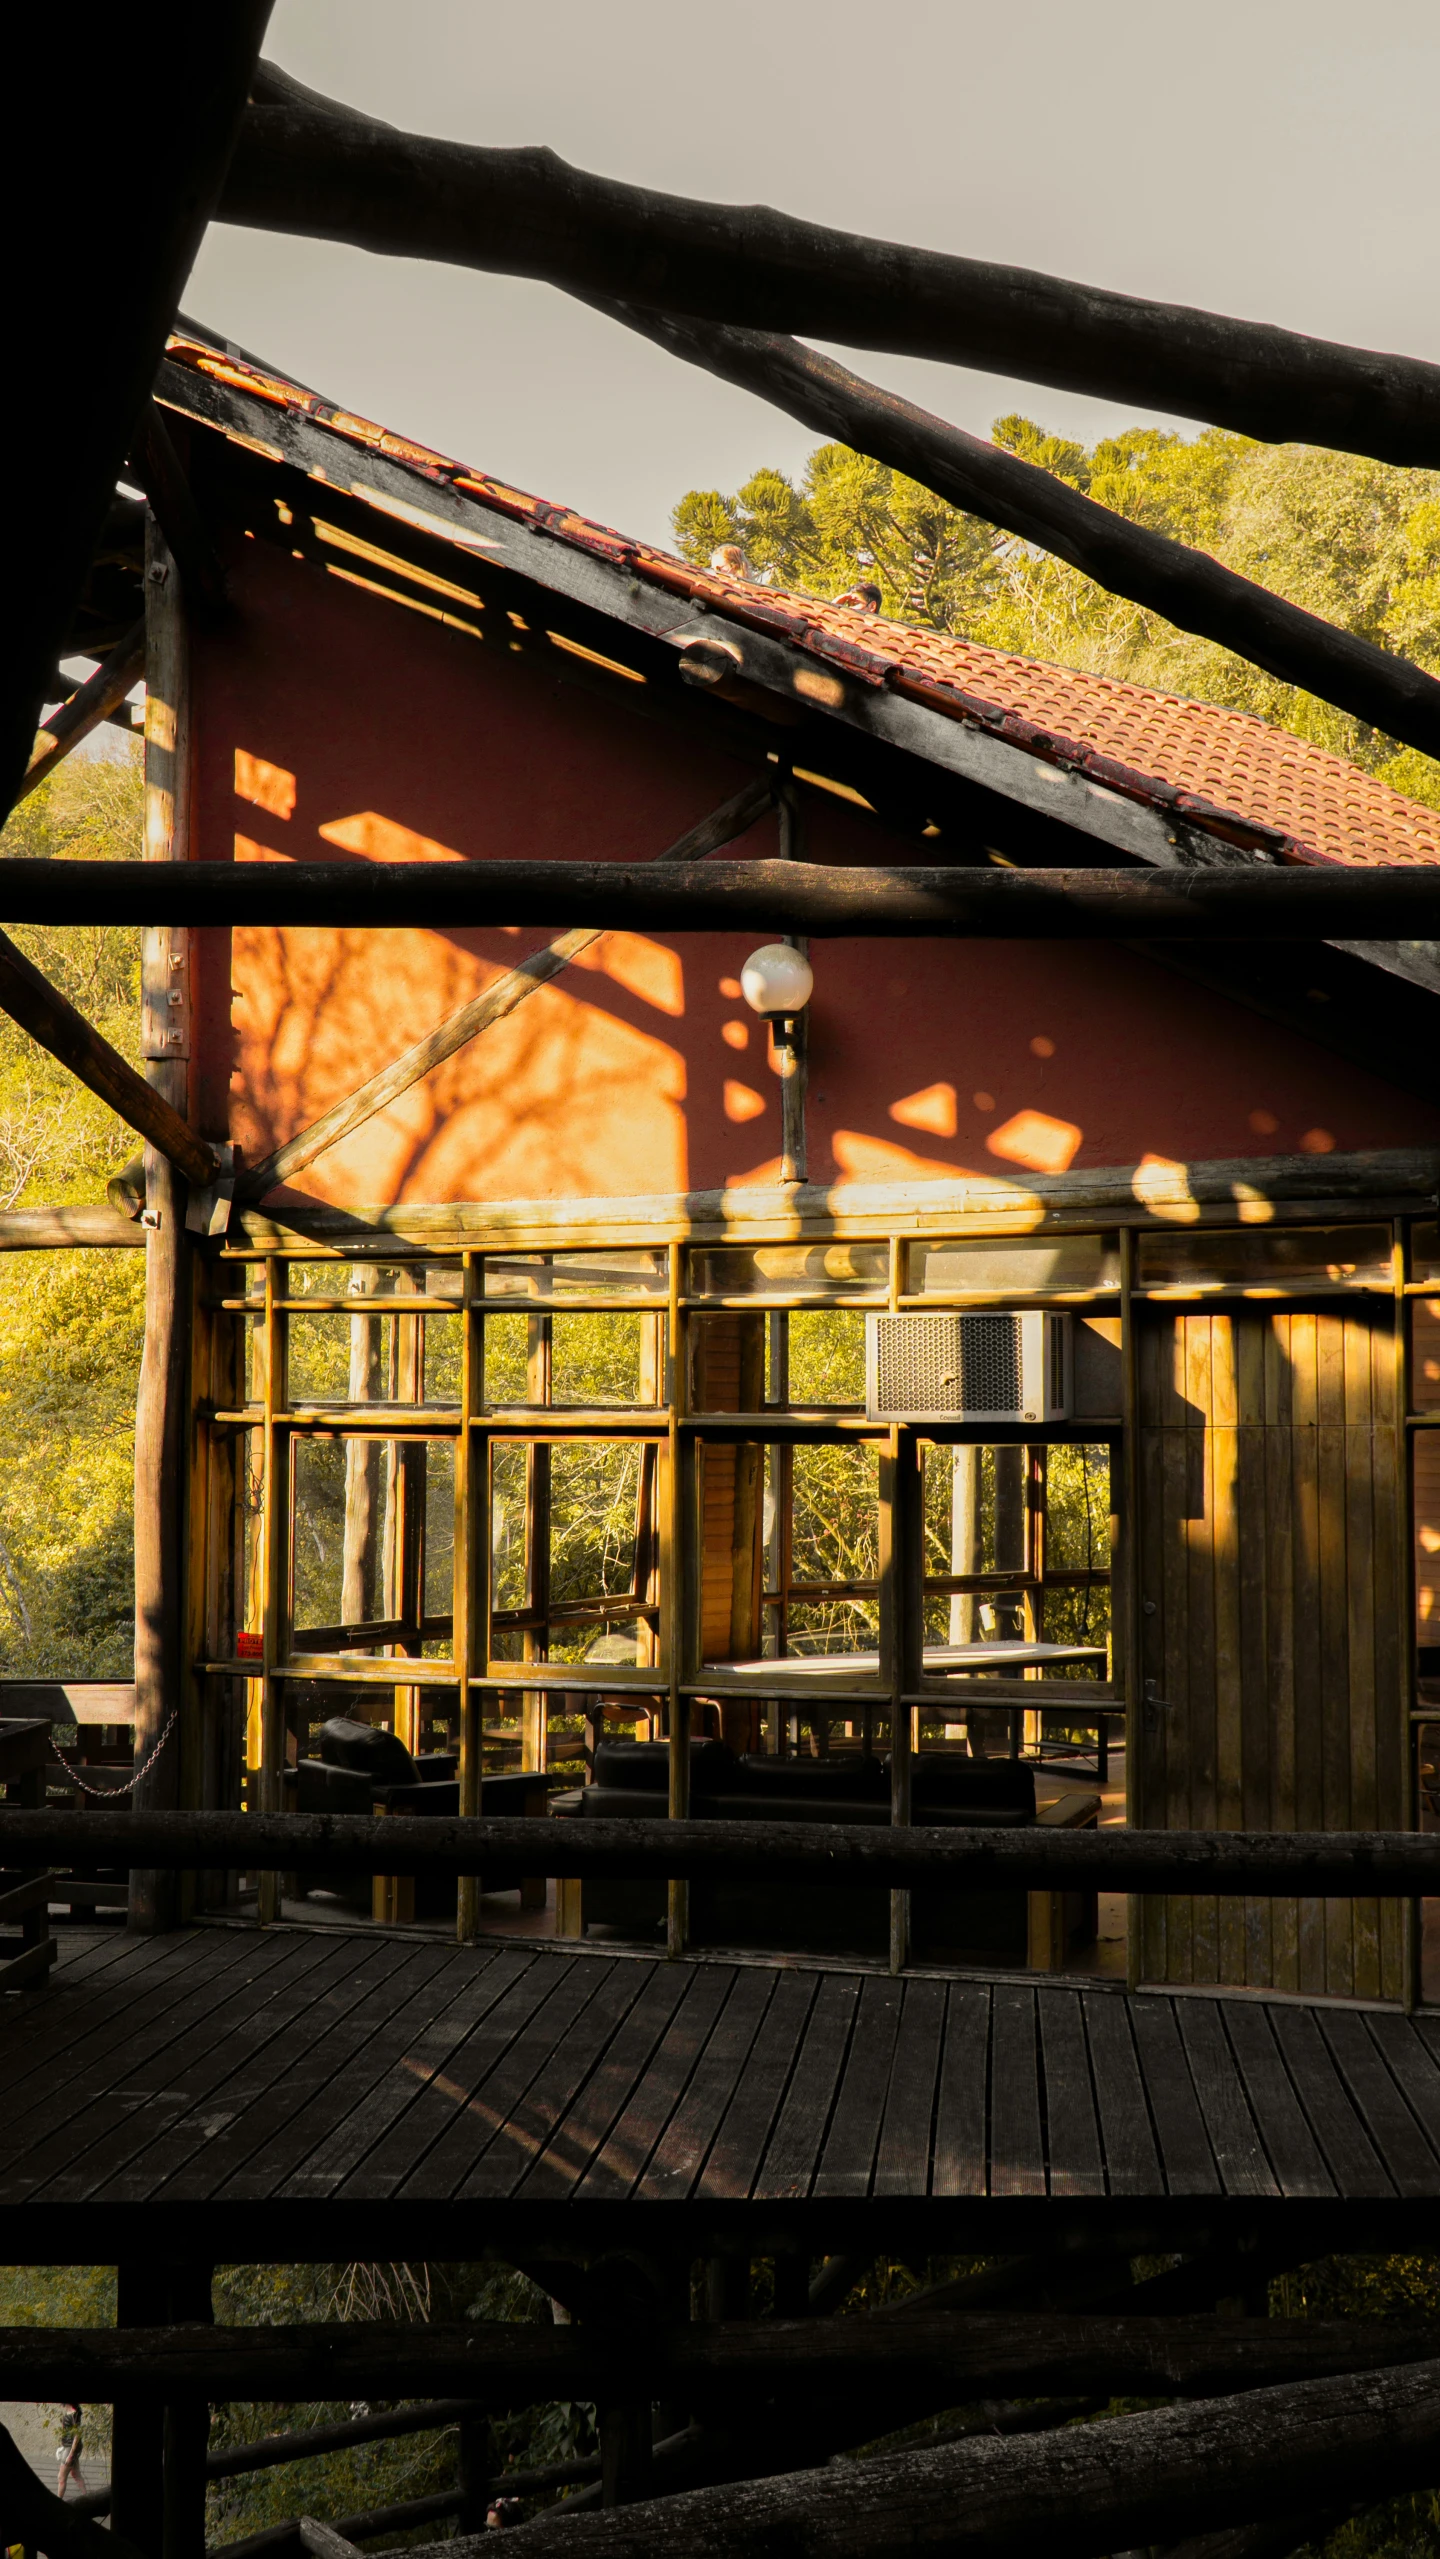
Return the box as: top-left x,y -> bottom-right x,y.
220,1144 -> 1440,1258
153,355 -> 1249,875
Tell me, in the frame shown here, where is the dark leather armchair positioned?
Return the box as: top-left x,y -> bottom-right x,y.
295,1716 -> 546,1921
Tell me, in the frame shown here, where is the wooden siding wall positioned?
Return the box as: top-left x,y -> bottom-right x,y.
1133,1303 -> 1404,2000
690,1315 -> 765,1751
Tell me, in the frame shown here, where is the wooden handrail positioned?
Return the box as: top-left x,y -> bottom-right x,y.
0,859 -> 1438,938
8,2312 -> 1440,2403
3,1807 -> 1440,1893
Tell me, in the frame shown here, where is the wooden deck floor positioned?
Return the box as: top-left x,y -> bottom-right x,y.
2,1925 -> 1438,2258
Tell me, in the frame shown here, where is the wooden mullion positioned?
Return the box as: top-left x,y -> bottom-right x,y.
666,1241 -> 690,1954
1396,1223 -> 1420,2008
457,1252 -> 485,1942
258,1256 -> 287,1922
523,1299 -> 553,1773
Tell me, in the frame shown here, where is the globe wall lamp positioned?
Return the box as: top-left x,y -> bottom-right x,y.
741,941 -> 813,1185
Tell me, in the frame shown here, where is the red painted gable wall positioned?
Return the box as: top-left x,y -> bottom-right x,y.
187,535 -> 1440,1205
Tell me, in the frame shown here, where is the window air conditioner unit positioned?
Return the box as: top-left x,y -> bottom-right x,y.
865,1311 -> 1071,1424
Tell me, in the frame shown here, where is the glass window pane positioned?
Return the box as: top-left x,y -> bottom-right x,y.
1417,1432 -> 1440,1652
787,1443 -> 880,1653
1413,1301 -> 1440,1410
908,1235 -> 1119,1296
288,1307 -> 402,1407
787,1310 -> 866,1405
1137,1224 -> 1391,1295
424,1443 -> 455,1631
292,1438 -> 397,1651
484,1250 -> 666,1300
688,1242 -> 888,1299
485,1313 -> 531,1405
551,1313 -> 655,1406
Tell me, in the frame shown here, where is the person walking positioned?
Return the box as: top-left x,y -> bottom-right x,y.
56,2403 -> 85,2499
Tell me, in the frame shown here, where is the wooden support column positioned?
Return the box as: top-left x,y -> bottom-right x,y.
881,1413 -> 923,1975
456,1253 -> 485,1943
131,521 -> 193,1932
665,1243 -> 690,1956
111,2263 -> 169,2556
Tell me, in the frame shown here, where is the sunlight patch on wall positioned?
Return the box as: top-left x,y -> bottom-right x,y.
890,1082 -> 957,1138
724,1080 -> 767,1124
985,1109 -> 1082,1175
234,751 -> 296,820
830,1128 -> 971,1181
318,811 -> 466,863
571,933 -> 685,1016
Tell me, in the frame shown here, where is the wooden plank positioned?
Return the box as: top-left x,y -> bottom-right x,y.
344,1954 -> 588,2200
694,1969 -> 819,2202
1288,1311 -> 1326,1992
1362,2014 -> 1440,2175
276,1949 -> 540,2198
581,1965 -> 737,2200
1343,1312 -> 1381,1999
1174,2000 -> 1277,2197
1037,1988 -> 1104,2197
1128,2000 -> 1220,2195
517,1963 -> 692,2201
1266,2004 -> 1393,2198
1316,1311 -> 1353,1996
1159,1360 -> 1195,1982
753,1974 -> 862,2202
458,1960 -> 651,2199
1215,2001 -> 1332,2198
1262,1318 -> 1299,1995
0,1931 -> 305,2187
1185,1316 -> 1220,1987
988,1983 -> 1045,2198
1210,1317 -> 1246,1991
45,1936 -> 391,2202
0,1928 -> 225,2119
931,1982 -> 990,2197
812,1976 -> 905,2199
637,1969 -> 776,2201
1316,2009 -> 1440,2198
873,1978 -> 948,2199
163,1944 -> 464,2202
1234,1313 -> 1271,1988
1082,1993 -> 1161,2196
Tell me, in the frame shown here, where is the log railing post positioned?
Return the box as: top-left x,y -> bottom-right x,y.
131,519 -> 194,1931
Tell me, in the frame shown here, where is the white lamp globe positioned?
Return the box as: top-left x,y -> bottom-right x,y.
740,943 -> 814,1018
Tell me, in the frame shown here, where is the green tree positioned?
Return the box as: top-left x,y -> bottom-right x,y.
673,423 -> 1440,808
0,744 -> 145,1674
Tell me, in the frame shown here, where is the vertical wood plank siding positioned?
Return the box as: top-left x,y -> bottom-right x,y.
1136,1302 -> 1403,1998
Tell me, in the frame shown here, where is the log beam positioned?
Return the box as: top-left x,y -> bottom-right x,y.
597,303 -> 1440,761
224,75 -> 1440,469
393,2358 -> 1440,2559
0,6 -> 271,806
12,618 -> 146,809
5,2313 -> 1440,2404
5,1809 -> 1440,1894
0,926 -> 217,1186
0,858 -> 1438,940
234,771 -> 776,1203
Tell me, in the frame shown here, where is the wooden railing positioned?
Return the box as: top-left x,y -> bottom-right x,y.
3,1807 -> 1440,1896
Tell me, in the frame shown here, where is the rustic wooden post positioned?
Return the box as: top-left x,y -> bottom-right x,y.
456,1251 -> 485,1942
161,2261 -> 213,2559
131,519 -> 193,1931
666,1244 -> 691,1956
111,2262 -> 169,2555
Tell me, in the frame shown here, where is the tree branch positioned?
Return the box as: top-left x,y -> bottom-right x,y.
596,300 -> 1440,759
12,619 -> 146,810
222,74 -> 1440,466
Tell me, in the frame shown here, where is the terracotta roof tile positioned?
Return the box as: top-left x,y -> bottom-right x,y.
165,332 -> 1440,875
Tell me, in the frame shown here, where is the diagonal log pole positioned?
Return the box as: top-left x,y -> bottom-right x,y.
0,928 -> 216,1187
232,771 -> 776,1203
12,618 -> 147,810
395,2358 -> 1440,2559
228,69 -> 1440,468
598,299 -> 1440,760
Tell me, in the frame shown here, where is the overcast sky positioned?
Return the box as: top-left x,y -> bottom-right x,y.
187,0 -> 1440,553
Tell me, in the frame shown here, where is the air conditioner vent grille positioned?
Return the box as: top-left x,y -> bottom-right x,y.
873,1313 -> 1020,1417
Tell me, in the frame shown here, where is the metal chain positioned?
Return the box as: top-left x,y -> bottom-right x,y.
48,1702 -> 181,1798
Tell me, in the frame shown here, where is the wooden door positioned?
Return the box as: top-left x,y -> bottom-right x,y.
1133,1302 -> 1404,1998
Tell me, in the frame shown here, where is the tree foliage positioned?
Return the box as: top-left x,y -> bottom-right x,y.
673,424 -> 1440,807
0,745 -> 144,1675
